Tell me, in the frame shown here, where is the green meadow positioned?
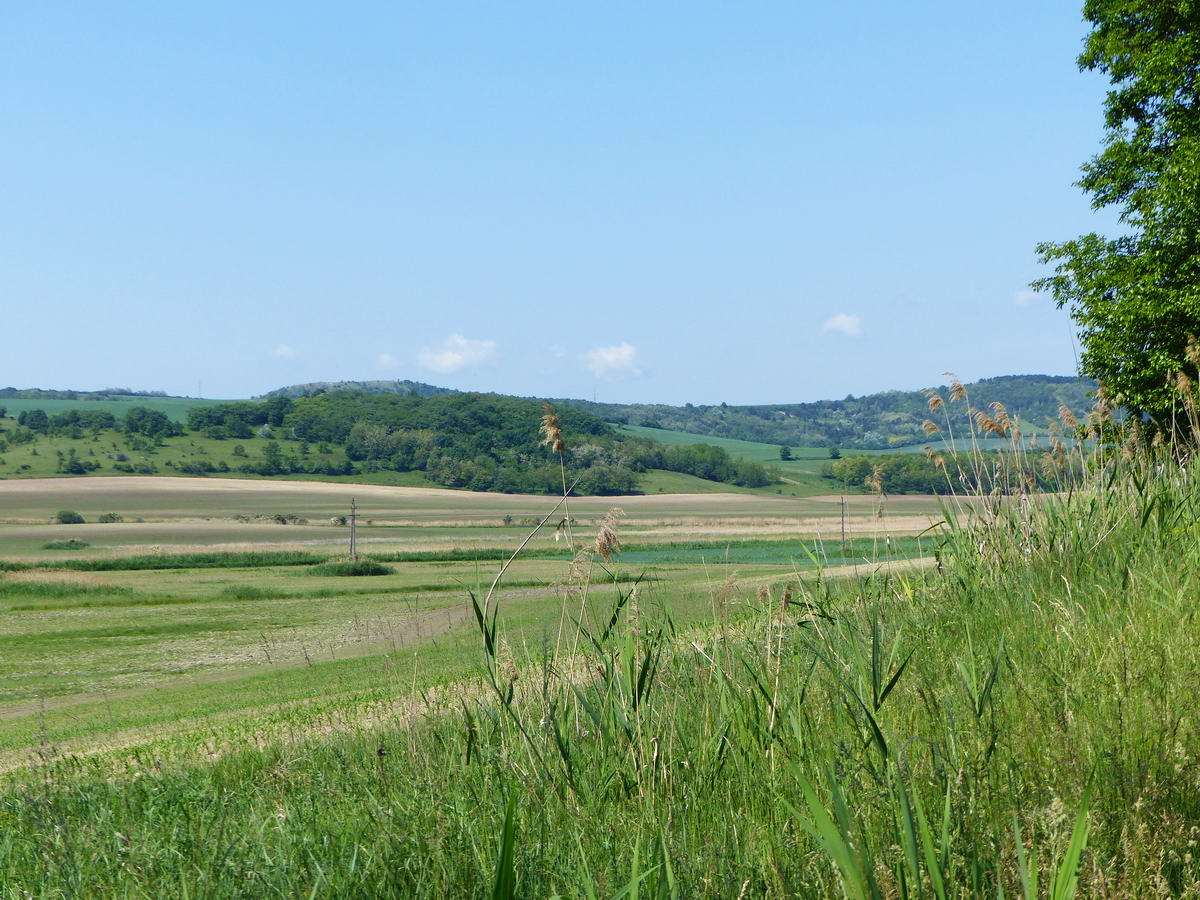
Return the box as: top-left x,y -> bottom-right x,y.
0,395 -> 225,421
0,439 -> 1196,896
0,476 -> 935,774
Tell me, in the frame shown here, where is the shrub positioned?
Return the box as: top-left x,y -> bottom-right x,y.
220,585 -> 286,601
307,560 -> 394,577
55,510 -> 85,525
97,512 -> 124,523
42,539 -> 90,550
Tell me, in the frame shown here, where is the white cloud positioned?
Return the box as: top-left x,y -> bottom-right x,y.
374,352 -> 400,370
271,343 -> 299,359
1014,289 -> 1038,306
820,313 -> 861,337
417,334 -> 498,373
583,342 -> 641,377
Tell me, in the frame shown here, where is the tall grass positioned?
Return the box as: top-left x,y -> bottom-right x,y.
1,398 -> 1199,896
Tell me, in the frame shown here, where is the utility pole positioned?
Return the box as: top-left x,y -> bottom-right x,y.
349,497 -> 358,561
840,495 -> 847,558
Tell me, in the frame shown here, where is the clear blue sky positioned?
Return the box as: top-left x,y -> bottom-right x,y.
2,2 -> 1113,403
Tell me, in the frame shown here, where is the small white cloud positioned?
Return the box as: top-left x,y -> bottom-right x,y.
271,343 -> 299,359
374,352 -> 400,370
1014,289 -> 1038,306
583,342 -> 641,377
417,334 -> 498,373
821,313 -> 861,337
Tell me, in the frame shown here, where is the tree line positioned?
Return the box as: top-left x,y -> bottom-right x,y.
2,393 -> 773,495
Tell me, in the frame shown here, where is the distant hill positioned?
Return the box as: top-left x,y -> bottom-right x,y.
259,380 -> 452,400
0,387 -> 171,400
553,374 -> 1098,450
5,373 -> 1098,450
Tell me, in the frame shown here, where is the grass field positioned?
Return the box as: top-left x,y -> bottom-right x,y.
0,477 -> 935,774
0,424 -> 354,481
619,422 -> 1038,475
0,395 -> 229,422
618,423 -> 904,495
0,439 -> 1197,895
0,421 -> 835,496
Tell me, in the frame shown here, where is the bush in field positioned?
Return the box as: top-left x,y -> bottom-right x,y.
307,560 -> 394,576
54,509 -> 85,525
97,512 -> 124,523
42,539 -> 90,550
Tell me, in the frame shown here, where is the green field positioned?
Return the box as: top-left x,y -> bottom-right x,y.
619,423 -> 878,494
0,477 -> 935,764
0,425 -> 352,480
0,395 -> 230,422
0,422 -> 821,496
0,448 -> 1196,896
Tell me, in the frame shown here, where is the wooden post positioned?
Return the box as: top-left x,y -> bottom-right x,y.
349,497 -> 358,561
840,495 -> 847,558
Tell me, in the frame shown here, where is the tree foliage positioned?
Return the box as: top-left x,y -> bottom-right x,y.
560,375 -> 1095,449
1035,0 -> 1200,421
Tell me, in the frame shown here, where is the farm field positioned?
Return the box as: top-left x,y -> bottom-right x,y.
0,477 -> 940,767
619,423 -> 1034,477
0,395 -> 228,421
2,453 -> 1196,897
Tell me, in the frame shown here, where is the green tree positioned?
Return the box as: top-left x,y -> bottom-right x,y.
18,409 -> 48,432
124,407 -> 178,439
259,441 -> 286,476
778,445 -> 792,460
1035,1 -> 1200,423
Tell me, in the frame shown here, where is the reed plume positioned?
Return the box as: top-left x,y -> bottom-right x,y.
945,372 -> 966,402
594,507 -> 624,562
539,403 -> 566,453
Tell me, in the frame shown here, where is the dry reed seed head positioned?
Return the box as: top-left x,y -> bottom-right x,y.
973,408 -> 1004,436
567,547 -> 590,583
922,419 -> 941,436
989,401 -> 1012,433
934,454 -> 946,470
757,584 -> 769,604
539,402 -> 566,454
924,390 -> 945,413
1039,451 -> 1057,477
923,445 -> 935,461
626,585 -> 640,629
866,464 -> 884,493
1174,370 -> 1195,400
1187,334 -> 1200,369
944,372 -> 966,402
593,506 -> 624,561
1058,403 -> 1079,429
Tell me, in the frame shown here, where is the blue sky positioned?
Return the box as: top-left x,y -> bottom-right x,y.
2,3 -> 1113,403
